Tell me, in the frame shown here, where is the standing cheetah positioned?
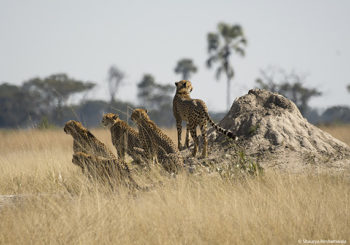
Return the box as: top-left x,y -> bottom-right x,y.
173,80 -> 236,158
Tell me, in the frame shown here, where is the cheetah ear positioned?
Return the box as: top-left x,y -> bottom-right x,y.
175,81 -> 178,86
145,109 -> 148,113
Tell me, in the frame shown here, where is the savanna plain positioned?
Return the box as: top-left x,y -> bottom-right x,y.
0,125 -> 349,244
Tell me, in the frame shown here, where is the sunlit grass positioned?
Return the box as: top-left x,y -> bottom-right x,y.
0,125 -> 349,244
318,124 -> 350,146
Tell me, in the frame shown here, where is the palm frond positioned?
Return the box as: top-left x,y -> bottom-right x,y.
240,38 -> 248,46
206,55 -> 218,68
215,66 -> 223,81
227,66 -> 235,80
234,47 -> 245,57
218,23 -> 230,39
207,33 -> 220,52
230,25 -> 243,38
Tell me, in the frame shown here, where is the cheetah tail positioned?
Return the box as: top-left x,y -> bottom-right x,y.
205,113 -> 237,140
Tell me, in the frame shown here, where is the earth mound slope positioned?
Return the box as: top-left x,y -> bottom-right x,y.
207,89 -> 350,172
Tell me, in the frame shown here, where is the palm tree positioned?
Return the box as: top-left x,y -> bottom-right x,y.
174,58 -> 198,80
207,23 -> 247,110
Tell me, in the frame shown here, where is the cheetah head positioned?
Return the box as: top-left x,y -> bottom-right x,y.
101,113 -> 119,128
131,108 -> 149,123
175,80 -> 193,94
64,120 -> 94,139
64,120 -> 86,135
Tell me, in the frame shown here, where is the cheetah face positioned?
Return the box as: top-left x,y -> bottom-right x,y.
131,108 -> 148,123
175,80 -> 193,93
102,113 -> 119,127
64,120 -> 86,135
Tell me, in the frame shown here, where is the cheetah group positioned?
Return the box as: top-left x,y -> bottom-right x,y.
64,80 -> 236,186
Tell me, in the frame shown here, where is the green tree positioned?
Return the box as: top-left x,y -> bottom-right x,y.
0,83 -> 41,127
137,74 -> 174,111
107,65 -> 125,103
256,68 -> 322,115
23,73 -> 95,110
321,106 -> 350,124
207,22 -> 247,110
174,58 -> 198,80
255,69 -> 280,93
22,73 -> 95,123
137,74 -> 156,108
137,74 -> 175,126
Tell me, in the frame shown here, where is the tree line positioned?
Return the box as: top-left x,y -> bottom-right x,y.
0,72 -> 175,128
1,22 -> 349,128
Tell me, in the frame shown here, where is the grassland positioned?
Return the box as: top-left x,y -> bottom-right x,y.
0,125 -> 349,244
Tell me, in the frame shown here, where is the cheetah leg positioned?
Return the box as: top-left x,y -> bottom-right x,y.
150,141 -> 159,165
120,133 -> 127,161
200,123 -> 208,158
132,148 -> 147,165
176,120 -> 182,150
184,123 -> 190,149
189,125 -> 198,157
117,147 -> 124,161
129,151 -> 146,166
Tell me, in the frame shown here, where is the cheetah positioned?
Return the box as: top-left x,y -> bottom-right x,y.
64,120 -> 138,188
101,113 -> 146,165
72,152 -> 139,189
64,120 -> 115,159
131,108 -> 183,173
173,80 -> 236,158
72,152 -> 119,181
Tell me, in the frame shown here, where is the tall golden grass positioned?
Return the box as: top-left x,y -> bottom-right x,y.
319,124 -> 350,146
0,125 -> 349,244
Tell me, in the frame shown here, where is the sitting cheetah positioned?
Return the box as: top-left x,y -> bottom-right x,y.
64,120 -> 138,188
72,152 -> 139,189
64,120 -> 115,159
131,108 -> 183,173
173,80 -> 236,157
101,113 -> 146,164
72,152 -> 119,180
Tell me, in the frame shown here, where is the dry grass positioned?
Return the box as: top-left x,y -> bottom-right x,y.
319,124 -> 350,146
0,125 -> 349,244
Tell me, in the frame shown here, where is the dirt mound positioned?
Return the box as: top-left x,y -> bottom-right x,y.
207,89 -> 350,173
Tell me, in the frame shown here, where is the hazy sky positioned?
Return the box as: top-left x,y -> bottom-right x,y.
1,0 -> 349,111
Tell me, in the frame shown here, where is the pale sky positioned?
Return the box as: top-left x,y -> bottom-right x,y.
1,0 -> 349,111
